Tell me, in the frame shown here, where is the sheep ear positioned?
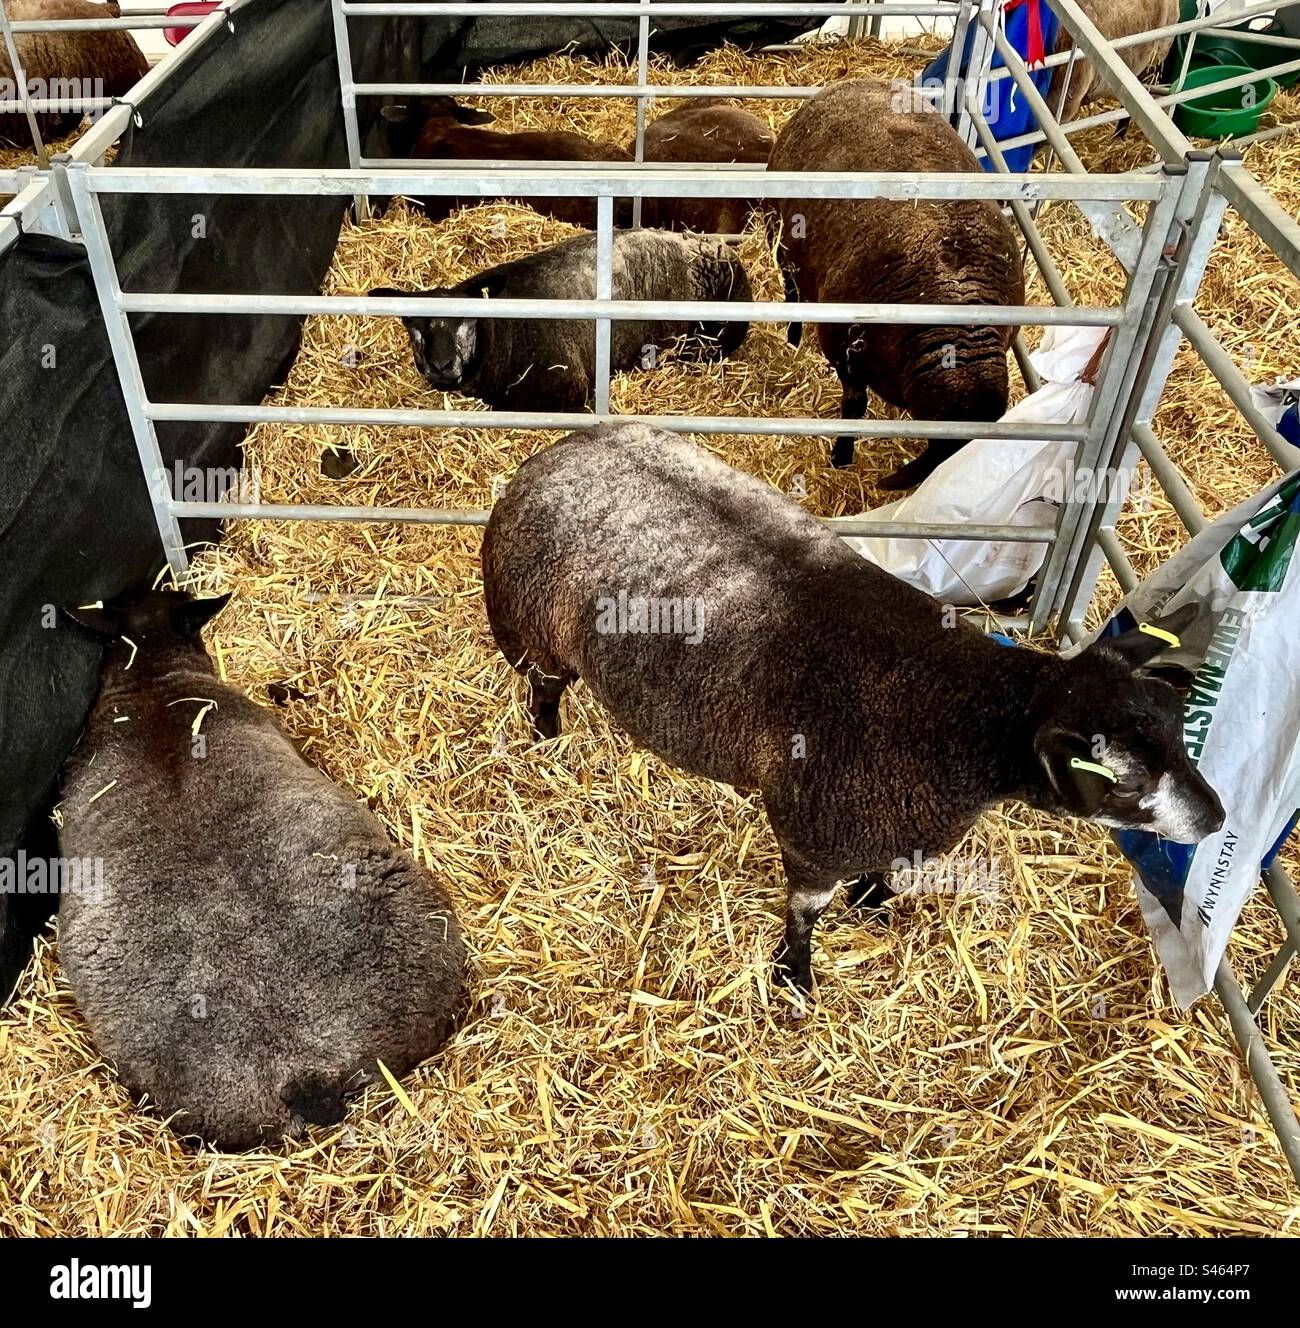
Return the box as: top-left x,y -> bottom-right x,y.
173,593 -> 231,637
63,603 -> 117,636
1097,602 -> 1198,670
1034,725 -> 1111,817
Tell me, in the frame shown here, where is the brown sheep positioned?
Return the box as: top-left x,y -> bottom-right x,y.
1,0 -> 149,146
380,100 -> 632,227
768,79 -> 1025,487
482,424 -> 1225,993
1049,0 -> 1179,126
634,101 -> 774,236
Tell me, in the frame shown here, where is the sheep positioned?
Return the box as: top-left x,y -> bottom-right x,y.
371,229 -> 751,412
0,1 -> 149,146
57,590 -> 466,1150
379,99 -> 632,227
1049,1 -> 1179,128
482,423 -> 1225,993
634,101 -> 774,236
767,79 -> 1026,487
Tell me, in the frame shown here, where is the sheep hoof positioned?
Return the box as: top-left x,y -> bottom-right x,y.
774,947 -> 814,995
846,874 -> 891,912
877,455 -> 934,490
830,436 -> 856,469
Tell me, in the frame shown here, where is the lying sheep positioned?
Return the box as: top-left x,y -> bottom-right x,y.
380,100 -> 631,227
483,424 -> 1224,993
58,590 -> 466,1150
1050,0 -> 1179,127
1,1 -> 149,145
768,79 -> 1025,487
635,102 -> 774,236
372,229 -> 751,412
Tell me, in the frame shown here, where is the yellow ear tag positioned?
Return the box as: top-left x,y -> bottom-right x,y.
1070,757 -> 1117,784
1138,622 -> 1181,648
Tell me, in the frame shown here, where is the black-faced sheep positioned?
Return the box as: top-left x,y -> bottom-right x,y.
57,590 -> 466,1150
380,99 -> 632,227
1,1 -> 149,146
768,79 -> 1026,487
635,102 -> 774,236
482,424 -> 1224,993
1049,0 -> 1179,127
372,229 -> 751,412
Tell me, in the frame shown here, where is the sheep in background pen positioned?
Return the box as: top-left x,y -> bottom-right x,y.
379,99 -> 633,227
58,590 -> 466,1150
372,229 -> 752,412
768,79 -> 1025,488
483,424 -> 1224,993
1049,0 -> 1180,128
633,101 -> 774,236
0,0 -> 149,146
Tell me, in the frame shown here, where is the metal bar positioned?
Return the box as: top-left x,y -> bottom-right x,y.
145,400 -> 1089,442
1214,960 -> 1300,1186
631,0 -> 649,228
1220,163 -> 1300,285
330,0 -> 368,219
1173,305 -> 1300,471
341,2 -> 957,14
63,162 -> 189,579
1249,940 -> 1296,1016
169,498 -> 1055,543
1057,157 -> 1230,628
1031,170 -> 1185,634
942,0 -> 972,121
116,290 -> 1117,326
0,98 -> 116,113
594,195 -> 613,415
8,14 -> 213,30
1263,863 -> 1300,971
955,0 -> 996,147
0,0 -> 48,166
80,164 -> 1168,201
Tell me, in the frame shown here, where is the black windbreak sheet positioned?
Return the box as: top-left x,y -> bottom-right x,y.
0,0 -> 808,997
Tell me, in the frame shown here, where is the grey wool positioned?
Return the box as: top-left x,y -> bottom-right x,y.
57,591 -> 466,1150
767,79 -> 1026,486
482,425 -> 1224,993
373,228 -> 751,411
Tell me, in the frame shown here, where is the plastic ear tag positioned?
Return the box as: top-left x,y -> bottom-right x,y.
1139,622 -> 1181,648
1070,757 -> 1117,784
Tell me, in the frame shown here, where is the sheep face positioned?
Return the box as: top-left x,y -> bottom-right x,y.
371,288 -> 481,389
1033,612 -> 1224,844
405,314 -> 479,390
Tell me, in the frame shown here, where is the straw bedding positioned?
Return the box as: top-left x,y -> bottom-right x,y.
2,37 -> 1299,1237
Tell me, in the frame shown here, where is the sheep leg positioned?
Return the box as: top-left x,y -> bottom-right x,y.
527,669 -> 570,741
846,872 -> 892,911
781,263 -> 803,348
831,384 -> 868,470
774,853 -> 838,994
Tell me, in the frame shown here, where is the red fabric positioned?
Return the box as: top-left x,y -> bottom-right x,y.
1004,0 -> 1047,67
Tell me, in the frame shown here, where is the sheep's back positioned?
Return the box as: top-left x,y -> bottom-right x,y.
1049,0 -> 1178,124
57,675 -> 464,1147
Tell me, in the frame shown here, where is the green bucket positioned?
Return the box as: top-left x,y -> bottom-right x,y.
1172,63 -> 1278,137
1167,1 -> 1300,90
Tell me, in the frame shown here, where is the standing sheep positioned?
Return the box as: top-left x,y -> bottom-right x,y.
1,1 -> 149,146
380,100 -> 632,227
483,425 -> 1224,993
768,79 -> 1025,486
58,590 -> 466,1149
1049,0 -> 1179,128
635,102 -> 774,236
372,229 -> 751,412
